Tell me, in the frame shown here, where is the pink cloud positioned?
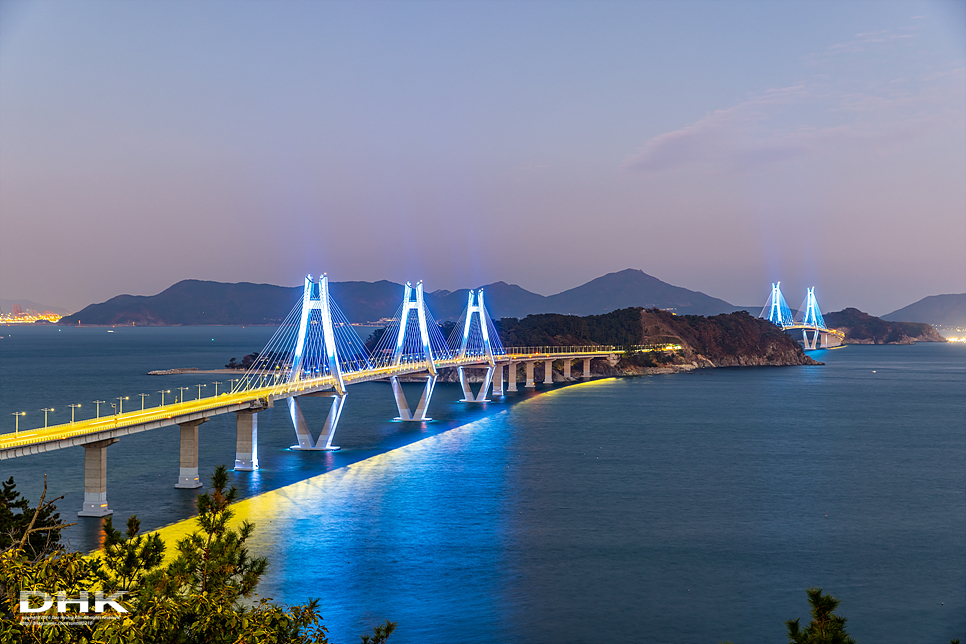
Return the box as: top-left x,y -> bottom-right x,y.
622,63 -> 964,175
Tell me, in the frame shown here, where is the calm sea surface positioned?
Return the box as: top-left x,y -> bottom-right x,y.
1,325 -> 963,643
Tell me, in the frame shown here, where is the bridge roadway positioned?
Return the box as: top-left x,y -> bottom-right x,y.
0,347 -> 624,516
780,325 -> 845,350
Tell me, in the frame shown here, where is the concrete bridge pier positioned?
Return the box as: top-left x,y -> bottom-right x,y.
290,392 -> 345,451
492,364 -> 504,396
582,358 -> 592,378
234,411 -> 258,472
458,366 -> 494,402
543,360 -> 554,385
507,362 -> 518,392
391,375 -> 436,421
78,438 -> 119,517
525,361 -> 536,388
563,359 -> 572,380
175,418 -> 207,489
807,329 -> 820,350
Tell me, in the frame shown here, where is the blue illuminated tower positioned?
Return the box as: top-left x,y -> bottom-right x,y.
761,282 -> 794,328
389,282 -> 440,421
800,287 -> 826,330
452,289 -> 505,402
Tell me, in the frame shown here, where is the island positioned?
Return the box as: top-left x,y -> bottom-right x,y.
490,307 -> 819,380
823,308 -> 947,344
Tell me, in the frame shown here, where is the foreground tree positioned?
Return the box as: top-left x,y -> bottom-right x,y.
1,467 -> 333,643
360,619 -> 397,644
0,475 -> 72,559
95,465 -> 330,643
786,587 -> 856,644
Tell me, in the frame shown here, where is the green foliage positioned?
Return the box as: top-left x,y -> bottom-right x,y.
360,619 -> 396,643
786,588 -> 856,644
100,515 -> 164,593
495,308 -> 644,347
494,307 -> 807,367
364,327 -> 386,352
1,468 -> 335,643
165,464 -> 267,599
0,475 -> 69,560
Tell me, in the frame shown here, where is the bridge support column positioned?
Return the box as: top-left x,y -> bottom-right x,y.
802,329 -> 818,350
582,358 -> 592,378
234,411 -> 258,472
458,366 -> 494,403
175,419 -> 206,489
525,361 -> 535,388
507,362 -> 518,392
392,375 -> 436,421
563,359 -> 572,380
78,438 -> 118,517
290,393 -> 345,451
492,364 -> 504,396
543,360 -> 554,385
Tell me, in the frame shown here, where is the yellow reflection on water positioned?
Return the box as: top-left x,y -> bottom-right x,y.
130,378 -> 618,562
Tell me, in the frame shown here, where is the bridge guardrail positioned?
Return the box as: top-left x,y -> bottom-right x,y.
1,346 -> 653,450
502,346 -> 620,355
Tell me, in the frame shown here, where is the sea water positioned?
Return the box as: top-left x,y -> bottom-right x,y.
1,326 -> 963,643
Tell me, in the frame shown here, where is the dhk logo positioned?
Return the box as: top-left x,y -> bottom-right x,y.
19,591 -> 128,614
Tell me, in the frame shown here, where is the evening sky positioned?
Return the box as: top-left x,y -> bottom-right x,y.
1,0 -> 963,314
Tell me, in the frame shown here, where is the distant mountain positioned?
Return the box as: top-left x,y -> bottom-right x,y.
540,269 -> 733,317
58,280 -> 301,326
882,293 -> 966,329
824,308 -> 946,344
426,281 -> 558,320
430,270 -> 733,320
58,269 -> 737,326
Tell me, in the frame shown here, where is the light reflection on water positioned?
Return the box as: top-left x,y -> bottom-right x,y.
2,328 -> 964,643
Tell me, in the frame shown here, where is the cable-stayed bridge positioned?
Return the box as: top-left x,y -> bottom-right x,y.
760,282 -> 844,350
0,275 -> 642,517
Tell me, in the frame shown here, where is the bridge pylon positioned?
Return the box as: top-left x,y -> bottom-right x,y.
795,287 -> 828,350
798,287 -> 826,329
289,274 -> 347,450
760,282 -> 794,328
449,289 -> 506,402
235,273 -> 372,451
370,281 -> 451,421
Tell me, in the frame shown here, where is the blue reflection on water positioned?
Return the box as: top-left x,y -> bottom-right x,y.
2,328 -> 964,643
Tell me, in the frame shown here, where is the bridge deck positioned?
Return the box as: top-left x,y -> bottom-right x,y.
1,348 -> 626,458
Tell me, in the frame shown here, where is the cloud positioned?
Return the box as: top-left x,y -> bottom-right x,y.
623,30 -> 965,176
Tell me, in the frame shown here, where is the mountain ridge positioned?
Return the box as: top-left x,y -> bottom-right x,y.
58,269 -> 737,326
882,293 -> 966,330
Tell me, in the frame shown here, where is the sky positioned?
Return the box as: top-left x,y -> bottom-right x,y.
1,0 -> 963,316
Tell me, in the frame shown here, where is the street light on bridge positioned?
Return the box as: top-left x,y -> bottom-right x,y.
40,408 -> 54,428
11,411 -> 25,434
138,393 -> 150,410
93,400 -> 106,418
196,383 -> 206,400
157,389 -> 171,406
177,387 -> 190,404
68,403 -> 82,424
211,381 -> 223,396
115,396 -> 129,414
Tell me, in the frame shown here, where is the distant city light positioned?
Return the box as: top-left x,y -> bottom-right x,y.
0,303 -> 62,324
